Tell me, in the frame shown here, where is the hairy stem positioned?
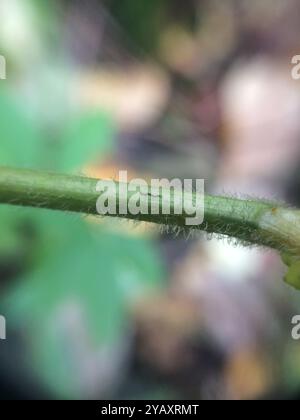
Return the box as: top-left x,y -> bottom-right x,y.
0,166 -> 300,255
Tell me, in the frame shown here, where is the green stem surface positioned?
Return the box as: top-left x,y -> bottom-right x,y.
0,166 -> 300,255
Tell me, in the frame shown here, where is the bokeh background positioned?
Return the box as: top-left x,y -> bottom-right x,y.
1,0 -> 300,400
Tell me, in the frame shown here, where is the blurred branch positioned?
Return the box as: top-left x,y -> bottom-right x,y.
0,166 -> 300,284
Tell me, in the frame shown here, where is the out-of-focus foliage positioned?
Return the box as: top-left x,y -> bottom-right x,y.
0,90 -> 42,168
107,0 -> 166,53
107,0 -> 197,54
0,6 -> 164,395
2,0 -> 300,401
4,211 -> 163,398
57,110 -> 114,172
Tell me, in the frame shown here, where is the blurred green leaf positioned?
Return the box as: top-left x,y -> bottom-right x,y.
0,90 -> 42,168
4,212 -> 164,398
58,110 -> 115,172
0,84 -> 159,399
0,90 -> 42,257
0,207 -> 23,257
109,0 -> 166,53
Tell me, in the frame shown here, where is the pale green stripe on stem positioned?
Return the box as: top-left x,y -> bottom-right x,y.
0,166 -> 299,255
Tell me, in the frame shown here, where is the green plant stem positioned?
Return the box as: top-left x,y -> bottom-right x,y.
0,166 -> 300,255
